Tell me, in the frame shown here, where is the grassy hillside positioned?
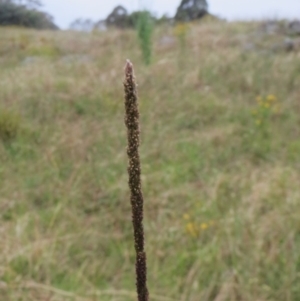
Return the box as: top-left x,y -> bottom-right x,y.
0,20 -> 300,301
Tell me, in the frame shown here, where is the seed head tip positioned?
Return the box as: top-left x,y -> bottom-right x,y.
125,59 -> 133,75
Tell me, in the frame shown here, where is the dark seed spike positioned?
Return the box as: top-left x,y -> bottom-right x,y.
124,60 -> 149,301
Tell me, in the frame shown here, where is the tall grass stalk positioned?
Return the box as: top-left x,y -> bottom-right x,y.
174,22 -> 189,70
137,11 -> 153,65
123,60 -> 149,301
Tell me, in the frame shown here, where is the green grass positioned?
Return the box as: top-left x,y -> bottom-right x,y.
0,21 -> 300,300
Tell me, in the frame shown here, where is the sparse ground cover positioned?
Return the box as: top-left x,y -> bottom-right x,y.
0,20 -> 300,300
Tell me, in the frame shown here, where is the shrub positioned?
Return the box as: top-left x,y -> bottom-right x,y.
137,11 -> 153,65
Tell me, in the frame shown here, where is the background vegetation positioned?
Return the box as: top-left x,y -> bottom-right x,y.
0,0 -> 57,29
137,11 -> 153,65
0,19 -> 300,300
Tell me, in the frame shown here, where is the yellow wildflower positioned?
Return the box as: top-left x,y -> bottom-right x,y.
186,222 -> 199,237
264,103 -> 270,108
267,94 -> 276,102
256,119 -> 261,125
174,23 -> 189,38
200,223 -> 208,230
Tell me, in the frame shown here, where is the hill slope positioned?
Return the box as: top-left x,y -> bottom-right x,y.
0,21 -> 300,300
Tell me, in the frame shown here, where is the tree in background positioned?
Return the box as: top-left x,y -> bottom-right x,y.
0,0 -> 58,29
70,18 -> 95,32
15,0 -> 42,8
175,0 -> 208,22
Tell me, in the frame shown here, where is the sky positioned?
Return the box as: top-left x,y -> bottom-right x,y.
41,0 -> 300,29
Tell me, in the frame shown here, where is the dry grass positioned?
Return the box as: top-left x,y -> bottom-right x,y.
0,20 -> 299,300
